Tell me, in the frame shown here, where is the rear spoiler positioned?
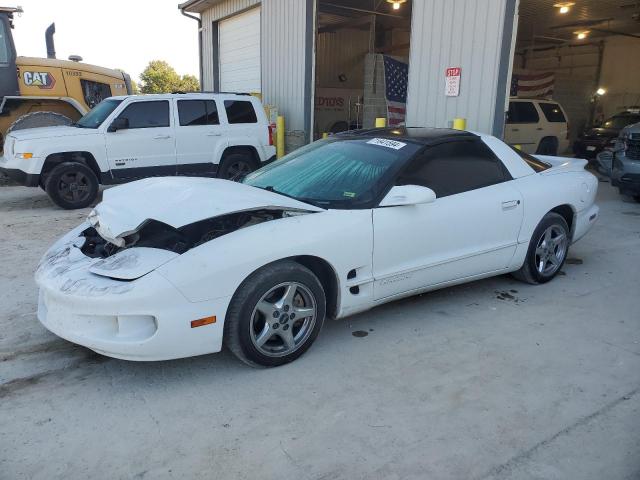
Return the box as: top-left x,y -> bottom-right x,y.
535,155 -> 588,174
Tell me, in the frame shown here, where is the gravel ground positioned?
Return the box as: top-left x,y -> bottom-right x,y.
0,181 -> 639,480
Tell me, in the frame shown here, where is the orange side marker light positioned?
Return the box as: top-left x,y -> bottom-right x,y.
191,316 -> 216,328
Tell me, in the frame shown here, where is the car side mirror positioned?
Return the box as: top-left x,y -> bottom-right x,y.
108,117 -> 129,132
379,185 -> 436,207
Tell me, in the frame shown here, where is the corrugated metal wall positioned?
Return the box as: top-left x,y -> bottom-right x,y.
200,0 -> 261,90
406,0 -> 516,135
261,0 -> 312,142
199,0 -> 312,148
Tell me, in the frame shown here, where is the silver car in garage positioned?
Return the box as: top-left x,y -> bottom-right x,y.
596,122 -> 640,202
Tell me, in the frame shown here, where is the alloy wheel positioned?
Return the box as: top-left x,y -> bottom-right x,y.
249,282 -> 317,357
225,161 -> 252,181
534,225 -> 568,276
57,172 -> 91,203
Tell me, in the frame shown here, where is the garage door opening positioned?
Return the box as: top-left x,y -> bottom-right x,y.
506,0 -> 640,157
313,0 -> 412,139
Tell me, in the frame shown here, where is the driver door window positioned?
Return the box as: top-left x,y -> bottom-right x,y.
105,100 -> 176,178
396,140 -> 510,196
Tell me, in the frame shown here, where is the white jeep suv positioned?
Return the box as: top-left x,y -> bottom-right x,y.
0,93 -> 276,209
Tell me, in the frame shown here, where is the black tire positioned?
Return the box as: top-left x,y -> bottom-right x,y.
224,260 -> 326,367
7,111 -> 73,134
512,212 -> 570,285
45,162 -> 99,209
536,137 -> 559,156
217,153 -> 257,181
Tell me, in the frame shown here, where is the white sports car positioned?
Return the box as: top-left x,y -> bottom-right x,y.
36,128 -> 599,367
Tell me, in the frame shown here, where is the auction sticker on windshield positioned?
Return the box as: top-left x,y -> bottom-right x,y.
367,138 -> 407,150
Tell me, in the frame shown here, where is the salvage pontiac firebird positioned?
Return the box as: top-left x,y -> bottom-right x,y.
36,128 -> 599,367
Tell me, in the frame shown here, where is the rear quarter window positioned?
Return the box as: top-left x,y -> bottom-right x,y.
509,145 -> 551,172
224,100 -> 258,124
538,103 -> 566,123
507,101 -> 540,124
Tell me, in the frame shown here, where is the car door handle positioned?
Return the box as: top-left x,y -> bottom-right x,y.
206,133 -> 222,137
153,134 -> 171,140
502,200 -> 520,210
536,127 -> 544,131
511,128 -> 519,132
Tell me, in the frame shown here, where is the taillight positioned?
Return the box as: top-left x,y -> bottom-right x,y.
268,125 -> 274,146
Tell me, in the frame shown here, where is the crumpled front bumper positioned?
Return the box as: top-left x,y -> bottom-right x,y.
35,225 -> 231,361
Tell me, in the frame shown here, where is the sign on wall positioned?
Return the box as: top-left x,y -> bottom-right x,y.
445,67 -> 461,97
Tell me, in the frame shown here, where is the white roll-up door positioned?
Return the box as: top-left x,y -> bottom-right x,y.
219,7 -> 261,93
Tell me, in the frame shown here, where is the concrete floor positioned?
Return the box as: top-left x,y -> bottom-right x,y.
0,181 -> 639,480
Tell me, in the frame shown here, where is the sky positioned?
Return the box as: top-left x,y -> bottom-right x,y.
11,0 -> 200,83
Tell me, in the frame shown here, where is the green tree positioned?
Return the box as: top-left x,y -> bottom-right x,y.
180,74 -> 200,93
139,60 -> 199,94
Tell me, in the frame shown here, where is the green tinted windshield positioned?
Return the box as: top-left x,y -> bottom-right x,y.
76,99 -> 122,128
243,138 -> 420,209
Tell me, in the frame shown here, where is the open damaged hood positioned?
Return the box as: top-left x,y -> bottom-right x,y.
91,177 -> 322,240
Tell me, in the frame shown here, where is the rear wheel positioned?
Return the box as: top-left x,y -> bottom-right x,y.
536,137 -> 558,156
224,261 -> 326,367
218,153 -> 256,181
513,212 -> 570,284
45,162 -> 99,209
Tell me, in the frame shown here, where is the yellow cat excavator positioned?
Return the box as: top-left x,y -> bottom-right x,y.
0,6 -> 132,151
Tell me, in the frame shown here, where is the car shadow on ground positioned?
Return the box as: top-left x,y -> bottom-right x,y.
0,186 -> 105,212
0,270 -> 542,401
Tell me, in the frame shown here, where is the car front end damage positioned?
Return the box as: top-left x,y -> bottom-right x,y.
35,222 -> 233,361
35,177 -> 322,360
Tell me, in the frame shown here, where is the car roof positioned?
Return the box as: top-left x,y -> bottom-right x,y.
108,92 -> 257,101
334,127 -> 478,145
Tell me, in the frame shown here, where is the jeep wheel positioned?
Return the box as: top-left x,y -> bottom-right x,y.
45,162 -> 99,209
218,153 -> 256,181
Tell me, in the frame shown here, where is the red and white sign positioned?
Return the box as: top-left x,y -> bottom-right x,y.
445,67 -> 461,97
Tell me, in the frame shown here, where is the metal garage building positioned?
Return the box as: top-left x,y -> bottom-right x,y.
179,0 -> 518,151
179,0 -> 640,153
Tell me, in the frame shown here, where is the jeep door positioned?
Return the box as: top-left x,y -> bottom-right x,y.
173,98 -> 226,176
105,100 -> 177,179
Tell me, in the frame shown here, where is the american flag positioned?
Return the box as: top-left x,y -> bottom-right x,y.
383,55 -> 408,126
510,72 -> 555,98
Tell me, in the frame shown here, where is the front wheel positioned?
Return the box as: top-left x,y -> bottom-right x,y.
513,212 -> 570,284
45,162 -> 99,209
224,261 -> 326,367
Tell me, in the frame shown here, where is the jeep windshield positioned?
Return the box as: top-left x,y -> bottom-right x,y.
75,99 -> 123,129
243,137 -> 421,209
